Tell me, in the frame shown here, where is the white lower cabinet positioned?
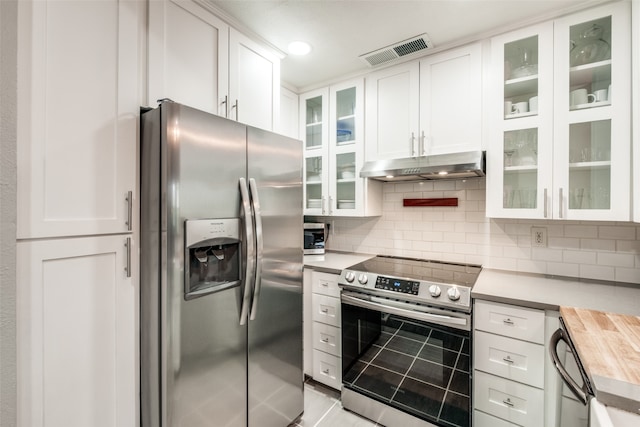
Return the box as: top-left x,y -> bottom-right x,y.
474,370 -> 544,427
309,271 -> 342,389
473,299 -> 546,427
17,235 -> 137,427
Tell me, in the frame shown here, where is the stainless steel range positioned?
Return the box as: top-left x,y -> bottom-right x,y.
338,256 -> 481,427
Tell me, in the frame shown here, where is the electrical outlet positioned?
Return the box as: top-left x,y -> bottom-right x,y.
531,226 -> 547,247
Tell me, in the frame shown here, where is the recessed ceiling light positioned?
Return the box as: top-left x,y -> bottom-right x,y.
288,41 -> 311,56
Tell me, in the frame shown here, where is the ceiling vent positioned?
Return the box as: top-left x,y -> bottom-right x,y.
359,33 -> 434,67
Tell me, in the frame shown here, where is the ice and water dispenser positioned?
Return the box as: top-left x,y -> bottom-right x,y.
184,219 -> 241,300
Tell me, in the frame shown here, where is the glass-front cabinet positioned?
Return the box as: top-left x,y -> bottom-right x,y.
488,22 -> 554,219
301,78 -> 381,217
487,2 -> 631,221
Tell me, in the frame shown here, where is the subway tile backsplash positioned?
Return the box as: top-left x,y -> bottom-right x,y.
315,178 -> 640,285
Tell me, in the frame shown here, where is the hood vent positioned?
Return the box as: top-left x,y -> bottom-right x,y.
360,151 -> 486,182
360,33 -> 434,67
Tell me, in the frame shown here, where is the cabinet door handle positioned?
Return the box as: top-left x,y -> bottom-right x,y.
410,132 -> 416,157
221,95 -> 228,118
559,188 -> 564,218
329,196 -> 333,215
420,131 -> 426,156
125,237 -> 132,278
321,196 -> 326,215
125,191 -> 133,231
231,99 -> 238,121
543,188 -> 548,218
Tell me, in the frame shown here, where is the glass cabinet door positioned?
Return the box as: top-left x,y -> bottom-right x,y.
301,88 -> 329,215
305,95 -> 323,149
553,2 -> 630,220
304,156 -> 325,213
488,22 -> 553,219
335,87 -> 356,146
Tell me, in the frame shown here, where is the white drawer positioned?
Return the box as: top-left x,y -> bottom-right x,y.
312,294 -> 341,327
312,322 -> 341,356
474,300 -> 545,344
312,349 -> 341,390
473,370 -> 544,427
474,410 -> 519,427
311,271 -> 340,298
474,330 -> 545,388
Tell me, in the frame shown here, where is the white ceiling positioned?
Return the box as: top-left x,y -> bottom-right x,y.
206,0 -> 609,91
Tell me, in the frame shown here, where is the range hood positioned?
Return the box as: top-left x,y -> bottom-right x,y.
360,150 -> 486,182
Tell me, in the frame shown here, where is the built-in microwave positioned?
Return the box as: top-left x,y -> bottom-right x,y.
303,223 -> 326,254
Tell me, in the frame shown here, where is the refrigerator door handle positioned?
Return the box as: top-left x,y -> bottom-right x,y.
248,178 -> 263,321
239,177 -> 256,326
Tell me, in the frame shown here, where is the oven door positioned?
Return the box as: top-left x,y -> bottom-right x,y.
341,291 -> 471,427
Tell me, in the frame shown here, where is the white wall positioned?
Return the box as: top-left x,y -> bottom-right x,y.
319,179 -> 640,284
0,0 -> 18,425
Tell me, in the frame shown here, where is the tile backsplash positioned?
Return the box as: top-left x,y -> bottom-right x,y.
314,178 -> 640,284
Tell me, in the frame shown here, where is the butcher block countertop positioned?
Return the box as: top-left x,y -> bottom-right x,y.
560,306 -> 640,415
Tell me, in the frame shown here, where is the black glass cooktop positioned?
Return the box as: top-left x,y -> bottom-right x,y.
346,256 -> 482,288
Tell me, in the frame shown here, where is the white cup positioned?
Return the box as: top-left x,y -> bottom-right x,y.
570,88 -> 595,107
528,96 -> 539,113
504,101 -> 513,116
593,89 -> 608,103
512,101 -> 528,114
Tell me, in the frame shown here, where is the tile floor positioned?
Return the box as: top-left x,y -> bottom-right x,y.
288,380 -> 379,427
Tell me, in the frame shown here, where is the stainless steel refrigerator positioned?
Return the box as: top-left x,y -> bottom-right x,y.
140,101 -> 303,427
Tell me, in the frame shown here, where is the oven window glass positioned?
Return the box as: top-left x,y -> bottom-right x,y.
343,312 -> 470,427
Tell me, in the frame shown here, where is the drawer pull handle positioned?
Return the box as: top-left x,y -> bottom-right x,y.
503,356 -> 514,364
503,318 -> 514,325
321,282 -> 328,286
503,398 -> 514,407
321,337 -> 329,343
322,369 -> 330,374
320,308 -> 329,313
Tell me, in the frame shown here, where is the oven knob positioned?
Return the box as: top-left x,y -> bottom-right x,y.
344,271 -> 356,283
428,284 -> 441,297
357,274 -> 368,285
447,286 -> 461,301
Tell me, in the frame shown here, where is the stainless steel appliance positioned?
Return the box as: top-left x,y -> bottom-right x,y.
338,256 -> 482,427
550,318 -> 593,406
303,222 -> 326,254
140,101 -> 303,427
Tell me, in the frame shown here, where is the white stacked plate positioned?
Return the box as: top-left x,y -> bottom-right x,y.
308,199 -> 321,209
337,199 -> 355,209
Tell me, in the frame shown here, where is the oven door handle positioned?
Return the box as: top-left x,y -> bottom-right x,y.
549,328 -> 589,405
341,293 -> 469,328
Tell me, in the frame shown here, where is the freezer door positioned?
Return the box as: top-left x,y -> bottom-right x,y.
141,102 -> 251,427
247,127 -> 304,426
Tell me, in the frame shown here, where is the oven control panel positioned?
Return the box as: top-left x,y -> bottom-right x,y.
375,276 -> 419,295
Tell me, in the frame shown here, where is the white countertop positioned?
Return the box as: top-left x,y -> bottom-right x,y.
472,268 -> 640,316
303,251 -> 376,274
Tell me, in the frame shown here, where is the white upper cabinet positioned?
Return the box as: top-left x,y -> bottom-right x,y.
279,86 -> 299,139
365,43 -> 482,161
419,43 -> 483,155
365,61 -> 420,161
17,0 -> 140,239
302,79 -> 381,217
148,0 -> 229,116
487,1 -> 631,221
229,28 -> 281,131
148,0 -> 280,131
